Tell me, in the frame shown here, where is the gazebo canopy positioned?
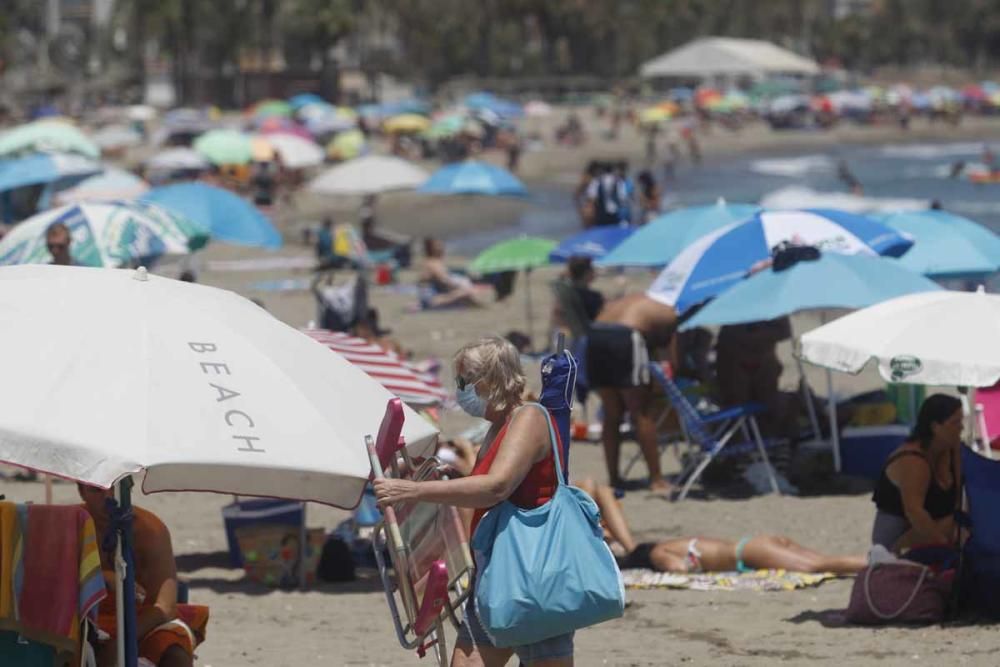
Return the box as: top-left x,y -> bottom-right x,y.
640,37 -> 819,80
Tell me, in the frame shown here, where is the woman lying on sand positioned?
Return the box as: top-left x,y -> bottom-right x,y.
576,479 -> 866,575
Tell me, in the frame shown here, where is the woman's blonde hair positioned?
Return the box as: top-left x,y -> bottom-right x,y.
454,336 -> 526,412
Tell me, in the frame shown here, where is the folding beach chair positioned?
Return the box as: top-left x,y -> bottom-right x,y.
649,362 -> 781,500
958,445 -> 1000,617
368,399 -> 473,666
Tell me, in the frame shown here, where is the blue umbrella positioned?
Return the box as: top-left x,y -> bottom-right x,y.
648,208 -> 914,315
596,201 -> 759,267
682,250 -> 942,329
289,93 -> 327,110
419,160 -> 527,197
0,153 -> 100,193
549,225 -> 633,262
465,92 -> 524,118
142,182 -> 282,249
872,209 -> 1000,279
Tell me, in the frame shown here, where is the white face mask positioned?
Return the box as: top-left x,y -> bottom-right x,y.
456,382 -> 487,418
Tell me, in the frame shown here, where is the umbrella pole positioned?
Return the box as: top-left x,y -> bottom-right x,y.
114,476 -> 139,667
826,368 -> 841,472
524,269 -> 533,351
298,502 -> 308,589
794,356 -> 822,440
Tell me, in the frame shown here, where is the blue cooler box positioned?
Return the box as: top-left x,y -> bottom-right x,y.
222,499 -> 304,567
840,424 -> 909,480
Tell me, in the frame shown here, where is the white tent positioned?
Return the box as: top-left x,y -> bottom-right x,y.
640,37 -> 819,81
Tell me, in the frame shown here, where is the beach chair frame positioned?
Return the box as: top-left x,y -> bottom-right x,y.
649,362 -> 781,500
367,400 -> 473,666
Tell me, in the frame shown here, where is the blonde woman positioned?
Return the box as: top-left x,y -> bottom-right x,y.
374,337 -> 572,667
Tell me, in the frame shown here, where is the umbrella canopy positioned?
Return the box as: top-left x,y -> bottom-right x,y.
289,93 -> 327,110
93,124 -> 143,150
0,201 -> 208,267
683,251 -> 941,329
549,225 -> 633,262
145,147 -> 210,172
383,114 -> 431,134
799,288 -> 1000,387
308,155 -> 428,195
464,92 -> 523,118
193,129 -> 253,165
249,99 -> 293,119
255,133 -> 325,169
419,160 -> 527,197
256,116 -> 312,140
142,182 -> 281,249
326,129 -> 365,160
303,329 -> 447,407
0,264 -> 438,505
53,168 -> 150,205
597,202 -> 760,267
0,153 -> 101,193
872,210 -> 1000,279
647,209 -> 914,314
469,237 -> 556,273
0,120 -> 100,158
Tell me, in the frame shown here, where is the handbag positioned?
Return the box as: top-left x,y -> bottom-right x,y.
846,556 -> 952,625
471,403 -> 625,647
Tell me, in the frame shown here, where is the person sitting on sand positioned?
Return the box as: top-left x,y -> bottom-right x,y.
575,479 -> 865,575
78,484 -> 207,667
871,394 -> 962,553
586,293 -> 677,493
417,237 -> 486,309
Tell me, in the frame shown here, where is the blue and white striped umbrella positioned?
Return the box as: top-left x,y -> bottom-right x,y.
647,209 -> 913,314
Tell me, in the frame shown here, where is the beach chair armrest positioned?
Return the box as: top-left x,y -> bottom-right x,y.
699,402 -> 765,424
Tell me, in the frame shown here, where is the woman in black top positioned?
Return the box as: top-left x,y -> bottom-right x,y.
871,394 -> 963,552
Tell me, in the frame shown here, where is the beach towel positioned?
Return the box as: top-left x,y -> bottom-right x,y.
621,568 -> 840,592
97,596 -> 209,665
16,504 -> 105,648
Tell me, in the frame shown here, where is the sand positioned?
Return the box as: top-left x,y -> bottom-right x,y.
6,113 -> 1000,666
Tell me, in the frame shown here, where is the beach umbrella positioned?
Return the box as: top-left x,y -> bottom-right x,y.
250,135 -> 277,163
464,92 -> 523,118
254,133 -> 324,169
383,113 -> 431,134
0,120 -> 100,158
93,124 -> 143,150
419,160 -> 527,197
549,225 -> 633,262
145,147 -> 210,172
256,116 -> 312,140
424,113 -> 466,139
470,236 -> 557,348
53,168 -> 150,205
524,101 -> 553,117
289,93 -> 327,110
304,109 -> 357,136
639,107 -> 673,125
0,201 -> 208,267
326,129 -> 366,161
647,209 -> 914,315
800,288 -> 1000,388
871,210 -> 1000,279
597,201 -> 759,268
0,153 -> 101,193
193,129 -> 253,165
249,99 -> 293,119
127,105 -> 157,122
142,182 -> 281,249
683,249 -> 941,471
302,329 -> 448,407
308,155 -> 428,195
0,263 -> 440,666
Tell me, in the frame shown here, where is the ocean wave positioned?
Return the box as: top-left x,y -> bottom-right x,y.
879,142 -> 983,159
759,186 -> 928,212
749,155 -> 834,177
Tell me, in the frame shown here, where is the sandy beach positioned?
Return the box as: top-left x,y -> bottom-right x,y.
6,114 -> 1000,666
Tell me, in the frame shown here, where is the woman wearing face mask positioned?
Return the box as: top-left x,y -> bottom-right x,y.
373,336 -> 572,667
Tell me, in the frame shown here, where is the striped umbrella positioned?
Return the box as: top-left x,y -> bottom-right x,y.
303,329 -> 447,407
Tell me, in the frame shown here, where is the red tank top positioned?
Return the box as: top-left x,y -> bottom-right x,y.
469,405 -> 563,536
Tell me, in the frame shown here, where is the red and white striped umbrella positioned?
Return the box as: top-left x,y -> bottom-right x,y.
304,329 -> 448,407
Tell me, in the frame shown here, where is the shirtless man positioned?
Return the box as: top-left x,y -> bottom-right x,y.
46,222 -> 73,265
78,484 -> 197,667
586,292 -> 677,491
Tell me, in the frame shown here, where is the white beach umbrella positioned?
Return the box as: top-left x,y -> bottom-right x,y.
799,288 -> 1000,387
0,264 -> 438,505
258,133 -> 325,169
308,155 -> 429,195
93,124 -> 143,150
145,147 -> 210,172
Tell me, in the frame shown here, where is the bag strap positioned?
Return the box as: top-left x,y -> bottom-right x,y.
863,562 -> 930,621
522,402 -> 565,486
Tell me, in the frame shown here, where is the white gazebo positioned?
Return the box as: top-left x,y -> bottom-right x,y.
639,37 -> 819,87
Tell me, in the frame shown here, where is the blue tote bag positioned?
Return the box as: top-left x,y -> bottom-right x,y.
471,404 -> 625,647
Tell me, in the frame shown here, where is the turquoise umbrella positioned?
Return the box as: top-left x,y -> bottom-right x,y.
0,120 -> 100,158
872,209 -> 1000,279
193,129 -> 252,165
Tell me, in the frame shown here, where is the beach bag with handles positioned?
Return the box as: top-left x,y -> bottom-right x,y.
471,403 -> 625,647
846,547 -> 953,625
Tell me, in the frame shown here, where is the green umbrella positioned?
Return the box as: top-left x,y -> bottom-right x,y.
0,120 -> 99,158
251,99 -> 293,119
469,237 -> 557,349
193,129 -> 253,165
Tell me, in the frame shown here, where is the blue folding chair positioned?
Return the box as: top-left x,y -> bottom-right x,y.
649,362 -> 781,500
959,445 -> 1000,617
